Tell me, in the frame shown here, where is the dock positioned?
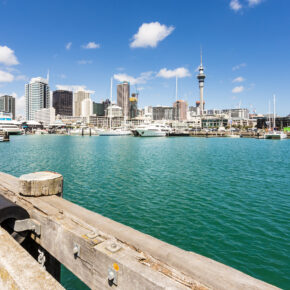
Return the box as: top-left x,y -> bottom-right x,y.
0,171 -> 278,289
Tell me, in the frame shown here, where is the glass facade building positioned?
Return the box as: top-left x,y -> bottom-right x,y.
53,90 -> 73,116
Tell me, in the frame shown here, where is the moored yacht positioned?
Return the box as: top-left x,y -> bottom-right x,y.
264,95 -> 287,140
264,131 -> 287,140
133,123 -> 171,137
99,128 -> 132,136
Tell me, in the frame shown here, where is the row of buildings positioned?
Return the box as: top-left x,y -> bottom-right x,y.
1,55 -> 288,129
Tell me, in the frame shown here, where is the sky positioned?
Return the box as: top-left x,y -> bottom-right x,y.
0,0 -> 289,116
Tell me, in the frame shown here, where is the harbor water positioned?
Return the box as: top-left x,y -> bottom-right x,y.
0,135 -> 289,289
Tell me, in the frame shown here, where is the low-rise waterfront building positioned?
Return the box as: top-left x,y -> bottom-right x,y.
34,107 -> 56,126
105,104 -> 123,118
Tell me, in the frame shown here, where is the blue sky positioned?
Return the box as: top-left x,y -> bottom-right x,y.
0,0 -> 289,116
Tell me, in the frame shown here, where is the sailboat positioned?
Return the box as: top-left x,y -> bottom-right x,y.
99,78 -> 132,136
264,95 -> 287,139
227,118 -> 240,138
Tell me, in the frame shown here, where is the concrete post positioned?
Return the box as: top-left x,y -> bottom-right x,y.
19,171 -> 63,197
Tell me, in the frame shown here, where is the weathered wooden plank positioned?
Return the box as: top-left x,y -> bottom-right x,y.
0,172 -> 278,290
0,227 -> 63,290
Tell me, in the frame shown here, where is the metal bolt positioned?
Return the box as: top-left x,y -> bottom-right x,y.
73,243 -> 80,257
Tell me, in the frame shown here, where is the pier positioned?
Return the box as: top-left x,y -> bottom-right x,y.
0,171 -> 278,289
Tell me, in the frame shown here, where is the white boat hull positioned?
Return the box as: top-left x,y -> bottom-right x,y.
135,129 -> 166,137
99,130 -> 132,136
264,132 -> 287,139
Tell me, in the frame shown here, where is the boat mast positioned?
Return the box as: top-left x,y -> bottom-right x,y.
268,100 -> 271,130
110,77 -> 112,130
273,94 -> 276,130
175,76 -> 178,124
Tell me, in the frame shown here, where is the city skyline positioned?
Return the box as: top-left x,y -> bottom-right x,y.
0,0 -> 290,116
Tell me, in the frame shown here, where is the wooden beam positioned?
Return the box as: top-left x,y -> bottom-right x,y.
0,172 -> 278,290
0,227 -> 63,290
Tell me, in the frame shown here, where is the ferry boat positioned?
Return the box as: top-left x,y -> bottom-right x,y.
0,124 -> 22,135
133,123 -> 171,137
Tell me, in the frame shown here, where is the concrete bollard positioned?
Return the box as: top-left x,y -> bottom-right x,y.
19,171 -> 63,197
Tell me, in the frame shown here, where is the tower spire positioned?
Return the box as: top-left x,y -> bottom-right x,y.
200,46 -> 203,66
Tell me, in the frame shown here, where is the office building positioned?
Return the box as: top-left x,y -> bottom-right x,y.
25,77 -> 50,121
152,106 -> 176,121
93,99 -> 111,116
129,93 -> 138,119
34,107 -> 55,126
173,100 -> 188,121
53,90 -> 73,116
117,81 -> 130,118
74,90 -> 90,117
0,95 -> 15,119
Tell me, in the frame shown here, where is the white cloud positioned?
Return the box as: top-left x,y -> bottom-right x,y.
130,22 -> 174,48
55,85 -> 95,94
0,45 -> 19,66
114,71 -> 153,85
15,74 -> 27,81
232,76 -> 245,83
15,94 -> 25,116
232,63 -> 246,71
248,0 -> 262,7
232,86 -> 244,93
230,0 -> 242,11
77,60 -> 93,65
0,70 -> 14,82
157,67 -> 191,79
66,42 -> 72,50
82,42 -> 100,49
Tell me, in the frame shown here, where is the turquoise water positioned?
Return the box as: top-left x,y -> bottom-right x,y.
0,135 -> 289,289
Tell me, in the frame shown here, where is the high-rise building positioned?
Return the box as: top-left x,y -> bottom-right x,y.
74,90 -> 90,117
197,52 -> 206,116
53,90 -> 73,116
129,93 -> 138,119
0,95 -> 15,119
173,100 -> 188,121
25,77 -> 50,121
117,81 -> 130,118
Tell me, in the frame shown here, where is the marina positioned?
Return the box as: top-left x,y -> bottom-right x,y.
0,135 -> 289,289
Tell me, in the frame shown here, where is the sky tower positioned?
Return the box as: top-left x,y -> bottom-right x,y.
197,50 -> 206,115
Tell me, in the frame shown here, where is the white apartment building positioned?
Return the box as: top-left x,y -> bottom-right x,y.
25,77 -> 50,121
